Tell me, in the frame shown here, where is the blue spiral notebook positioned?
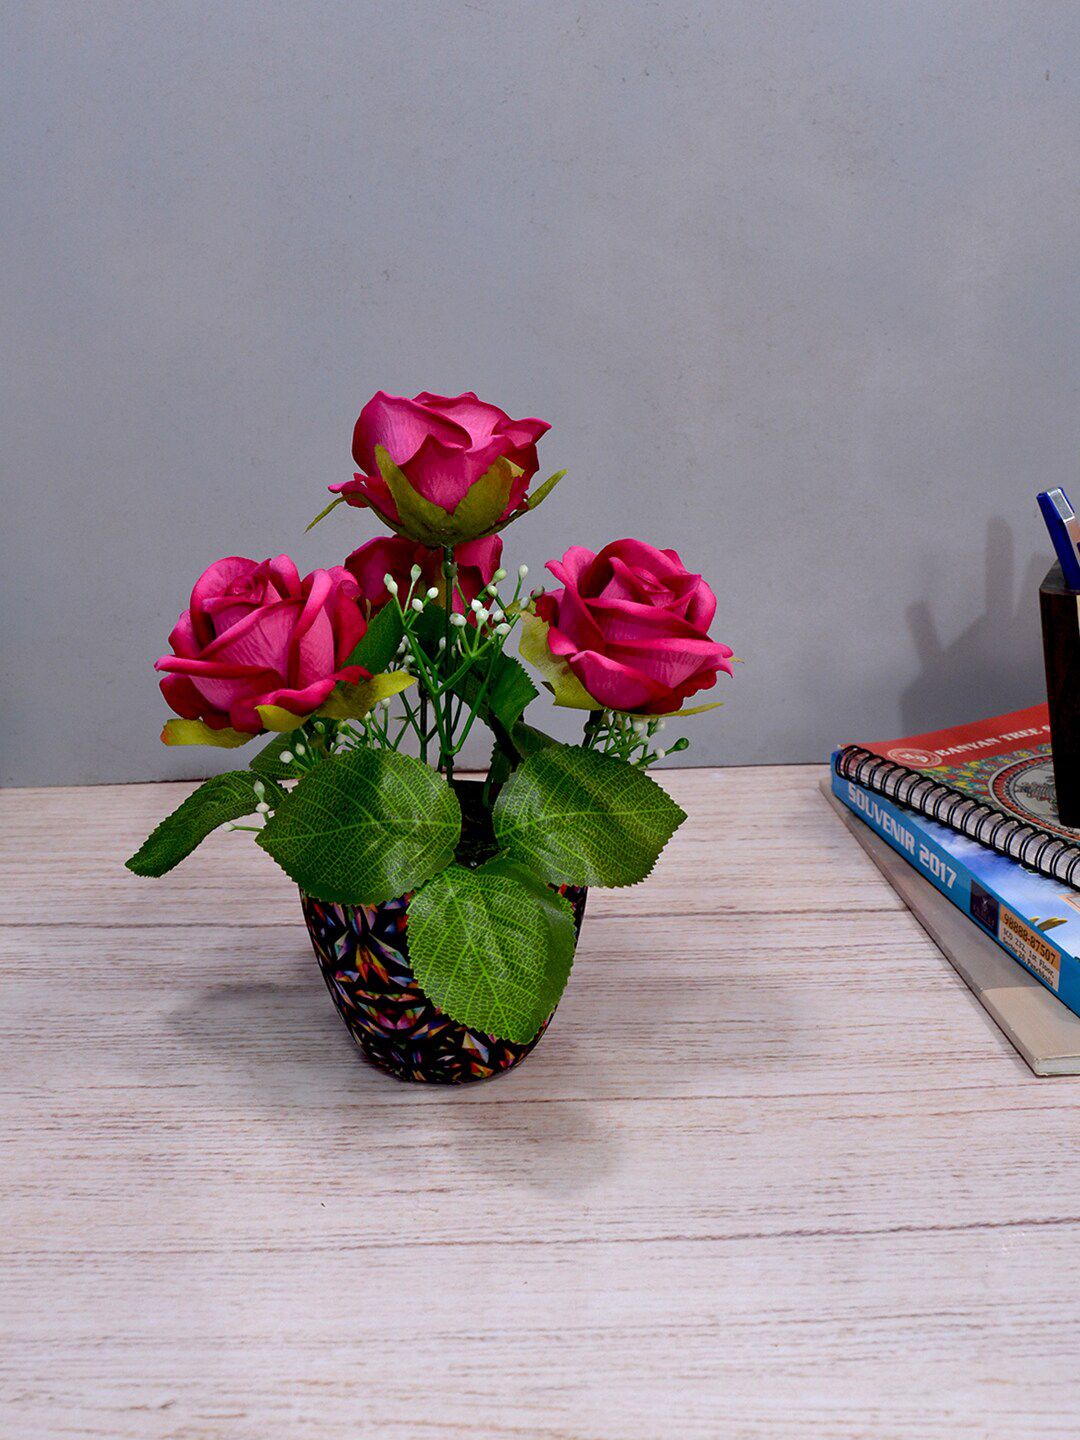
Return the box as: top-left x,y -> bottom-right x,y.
831,760 -> 1080,1022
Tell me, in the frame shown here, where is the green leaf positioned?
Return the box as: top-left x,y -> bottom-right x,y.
486,743 -> 514,789
161,718 -> 253,748
488,721 -> 562,789
511,722 -> 560,757
126,771 -> 282,877
518,611 -> 601,711
375,445 -> 515,545
251,732 -> 305,781
493,744 -> 686,888
526,469 -> 567,511
318,670 -> 416,720
305,494 -> 345,532
487,654 -> 538,732
454,650 -> 537,737
344,600 -> 404,671
406,857 -> 577,1043
257,749 -> 461,905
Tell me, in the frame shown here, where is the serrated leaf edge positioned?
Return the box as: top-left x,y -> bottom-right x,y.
493,745 -> 687,889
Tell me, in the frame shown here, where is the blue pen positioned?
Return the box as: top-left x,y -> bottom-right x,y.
1038,488 -> 1080,589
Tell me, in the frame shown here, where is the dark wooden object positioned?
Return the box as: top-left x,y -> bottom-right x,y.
1040,561 -> 1080,826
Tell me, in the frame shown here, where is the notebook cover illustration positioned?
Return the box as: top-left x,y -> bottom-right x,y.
833,705 -> 1080,887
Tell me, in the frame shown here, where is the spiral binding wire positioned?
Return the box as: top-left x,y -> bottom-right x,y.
834,744 -> 1080,888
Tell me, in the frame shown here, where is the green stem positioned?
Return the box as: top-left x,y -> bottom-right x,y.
398,690 -> 428,749
391,715 -> 414,748
419,691 -> 430,765
441,547 -> 456,782
583,711 -> 605,749
436,638 -> 488,696
450,661 -> 498,756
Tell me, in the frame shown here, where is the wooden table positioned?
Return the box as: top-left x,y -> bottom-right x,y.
3,766 -> 1080,1439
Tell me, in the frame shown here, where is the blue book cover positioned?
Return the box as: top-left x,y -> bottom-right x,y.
831,758 -> 1080,1018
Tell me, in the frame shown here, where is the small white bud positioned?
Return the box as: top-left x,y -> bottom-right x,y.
255,801 -> 270,815
411,598 -> 424,613
518,564 -> 529,579
491,609 -> 505,623
450,613 -> 467,628
476,607 -> 490,624
470,597 -> 484,613
484,581 -> 499,595
252,779 -> 266,797
494,622 -> 511,636
494,567 -> 507,581
294,743 -> 306,756
426,586 -> 439,600
410,563 -> 422,581
384,574 -> 398,595
632,721 -> 647,737
656,719 -> 666,732
279,751 -> 293,764
437,637 -> 447,651
654,748 -> 667,761
224,822 -> 237,832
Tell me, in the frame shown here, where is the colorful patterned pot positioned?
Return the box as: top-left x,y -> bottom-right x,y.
301,885 -> 587,1084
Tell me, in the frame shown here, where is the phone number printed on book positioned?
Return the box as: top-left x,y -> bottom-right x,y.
1000,908 -> 1062,991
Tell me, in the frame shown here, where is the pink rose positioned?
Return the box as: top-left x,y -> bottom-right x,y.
330,390 -> 549,522
535,539 -> 734,714
344,535 -> 503,615
156,556 -> 368,734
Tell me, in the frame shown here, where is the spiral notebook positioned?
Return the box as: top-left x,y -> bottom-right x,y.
833,703 -> 1080,888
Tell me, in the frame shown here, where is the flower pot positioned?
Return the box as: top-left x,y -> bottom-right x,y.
299,781 -> 587,1084
301,885 -> 586,1083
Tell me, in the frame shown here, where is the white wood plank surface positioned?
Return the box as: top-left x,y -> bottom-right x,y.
3,766 -> 1079,1439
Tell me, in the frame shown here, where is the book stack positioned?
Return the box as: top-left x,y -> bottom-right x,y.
828,704 -> 1080,1074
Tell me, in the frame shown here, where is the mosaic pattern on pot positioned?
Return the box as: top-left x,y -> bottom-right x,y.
301,886 -> 587,1084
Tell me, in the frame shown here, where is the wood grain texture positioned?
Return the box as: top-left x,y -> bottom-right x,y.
3,766 -> 1080,1439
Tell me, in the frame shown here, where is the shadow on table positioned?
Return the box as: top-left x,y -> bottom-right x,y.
163,956 -> 621,1193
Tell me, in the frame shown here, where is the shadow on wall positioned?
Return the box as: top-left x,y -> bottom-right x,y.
901,516 -> 1047,735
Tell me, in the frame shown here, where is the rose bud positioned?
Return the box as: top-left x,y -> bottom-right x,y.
326,390 -> 553,544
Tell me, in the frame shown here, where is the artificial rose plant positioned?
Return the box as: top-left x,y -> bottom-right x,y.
129,391 -> 735,1045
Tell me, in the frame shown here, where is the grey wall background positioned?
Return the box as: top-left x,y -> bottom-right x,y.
3,0 -> 1079,786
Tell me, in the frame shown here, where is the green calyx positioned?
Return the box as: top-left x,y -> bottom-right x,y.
518,611 -> 601,711
367,449 -> 568,546
372,445 -> 516,546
